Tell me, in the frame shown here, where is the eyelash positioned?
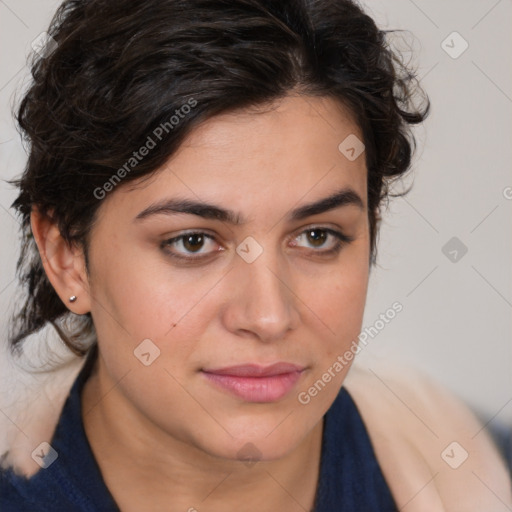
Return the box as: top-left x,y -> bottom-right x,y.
161,227 -> 354,264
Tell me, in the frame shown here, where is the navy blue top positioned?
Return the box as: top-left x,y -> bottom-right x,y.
0,347 -> 397,511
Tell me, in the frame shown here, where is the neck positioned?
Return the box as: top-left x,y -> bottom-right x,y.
81,356 -> 324,512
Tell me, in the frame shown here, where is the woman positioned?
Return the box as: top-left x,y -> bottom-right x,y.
1,0 -> 510,510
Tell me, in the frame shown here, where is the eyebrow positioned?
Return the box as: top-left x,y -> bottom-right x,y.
134,187 -> 365,225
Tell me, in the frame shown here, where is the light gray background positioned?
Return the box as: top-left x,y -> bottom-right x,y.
0,0 -> 510,434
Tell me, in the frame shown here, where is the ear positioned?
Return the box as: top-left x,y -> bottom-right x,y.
30,207 -> 91,314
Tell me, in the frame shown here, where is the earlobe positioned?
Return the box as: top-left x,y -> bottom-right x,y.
30,207 -> 91,314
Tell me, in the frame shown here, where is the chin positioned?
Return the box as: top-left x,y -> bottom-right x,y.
194,416 -> 317,464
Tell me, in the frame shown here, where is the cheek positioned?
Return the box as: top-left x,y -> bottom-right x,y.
89,242 -> 180,334
87,244 -> 222,372
314,253 -> 369,347
293,262 -> 369,416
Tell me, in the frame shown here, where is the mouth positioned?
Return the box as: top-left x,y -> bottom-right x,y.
201,363 -> 306,403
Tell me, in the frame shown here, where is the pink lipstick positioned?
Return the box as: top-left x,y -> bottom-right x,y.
201,363 -> 305,402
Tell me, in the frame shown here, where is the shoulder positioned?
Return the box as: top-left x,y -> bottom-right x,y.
343,362 -> 512,512
0,465 -> 42,512
0,457 -> 87,512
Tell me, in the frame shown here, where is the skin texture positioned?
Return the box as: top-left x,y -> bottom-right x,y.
31,94 -> 370,511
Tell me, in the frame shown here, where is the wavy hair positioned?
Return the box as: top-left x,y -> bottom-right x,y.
9,0 -> 429,356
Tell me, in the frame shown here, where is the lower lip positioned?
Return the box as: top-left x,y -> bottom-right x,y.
202,371 -> 304,403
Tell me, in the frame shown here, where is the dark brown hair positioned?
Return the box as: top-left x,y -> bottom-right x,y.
9,0 -> 429,356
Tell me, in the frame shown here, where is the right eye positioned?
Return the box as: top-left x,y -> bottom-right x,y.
161,231 -> 224,262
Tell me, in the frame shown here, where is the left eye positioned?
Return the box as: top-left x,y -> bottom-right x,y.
162,227 -> 352,262
291,227 -> 349,251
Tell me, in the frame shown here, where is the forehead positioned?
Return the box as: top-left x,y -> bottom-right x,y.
99,94 -> 367,223
174,94 -> 363,165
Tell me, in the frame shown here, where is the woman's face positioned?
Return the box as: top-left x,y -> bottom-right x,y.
84,94 -> 370,462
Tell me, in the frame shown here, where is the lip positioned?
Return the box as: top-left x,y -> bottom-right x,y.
203,362 -> 305,377
201,363 -> 306,402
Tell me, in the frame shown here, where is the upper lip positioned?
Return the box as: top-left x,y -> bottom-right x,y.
202,362 -> 305,377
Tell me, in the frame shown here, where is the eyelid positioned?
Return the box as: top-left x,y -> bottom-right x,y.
161,225 -> 353,262
289,225 -> 354,244
161,231 -> 221,259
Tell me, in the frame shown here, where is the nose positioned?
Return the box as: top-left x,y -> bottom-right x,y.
221,245 -> 301,343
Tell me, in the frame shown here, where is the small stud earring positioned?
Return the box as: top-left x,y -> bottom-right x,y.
69,295 -> 77,303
